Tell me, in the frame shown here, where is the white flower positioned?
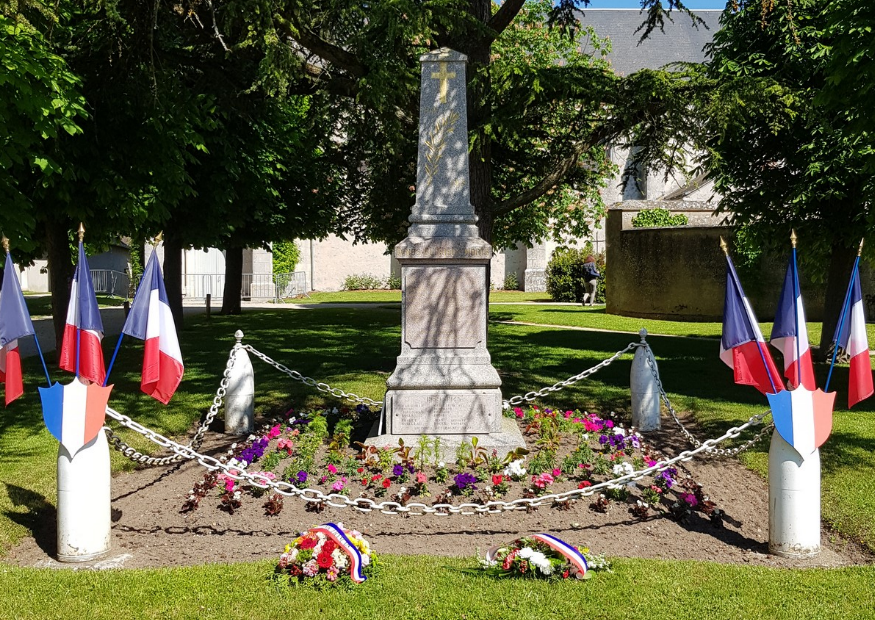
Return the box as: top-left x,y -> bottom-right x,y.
332,549 -> 349,569
518,547 -> 535,559
614,427 -> 626,437
246,434 -> 256,442
612,462 -> 634,477
361,554 -> 370,567
231,443 -> 238,449
504,459 -> 527,478
438,462 -> 445,469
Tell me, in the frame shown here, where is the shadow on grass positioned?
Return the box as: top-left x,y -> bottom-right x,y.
2,482 -> 56,557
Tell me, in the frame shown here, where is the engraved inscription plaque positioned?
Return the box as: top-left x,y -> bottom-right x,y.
405,266 -> 484,349
391,391 -> 499,435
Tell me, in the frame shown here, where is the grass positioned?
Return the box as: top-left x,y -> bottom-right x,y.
0,556 -> 874,619
23,293 -> 127,317
283,290 -> 552,304
491,304 -> 875,344
2,306 -> 875,614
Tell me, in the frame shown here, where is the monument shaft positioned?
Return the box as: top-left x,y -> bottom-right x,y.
372,49 -> 524,456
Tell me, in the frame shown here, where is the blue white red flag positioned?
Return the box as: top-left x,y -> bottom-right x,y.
58,242 -> 105,384
721,257 -> 784,395
771,258 -> 816,389
121,251 -> 183,404
767,387 -> 835,459
833,270 -> 874,408
0,253 -> 35,405
311,523 -> 367,583
39,380 -> 112,456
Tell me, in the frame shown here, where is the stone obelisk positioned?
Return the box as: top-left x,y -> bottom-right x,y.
370,48 -> 524,457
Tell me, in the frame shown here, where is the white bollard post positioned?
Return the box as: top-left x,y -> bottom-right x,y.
768,429 -> 821,557
225,330 -> 255,435
631,329 -> 661,431
57,429 -> 111,562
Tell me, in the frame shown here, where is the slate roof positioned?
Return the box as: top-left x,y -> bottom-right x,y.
578,9 -> 723,76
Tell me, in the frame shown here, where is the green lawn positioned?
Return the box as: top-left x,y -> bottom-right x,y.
284,290 -> 553,304
1,307 -> 874,614
23,293 -> 127,317
1,556 -> 873,619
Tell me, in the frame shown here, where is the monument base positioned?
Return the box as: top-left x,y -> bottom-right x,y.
365,415 -> 526,462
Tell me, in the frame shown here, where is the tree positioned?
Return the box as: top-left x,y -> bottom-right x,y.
215,0 -> 703,252
665,1 -> 872,356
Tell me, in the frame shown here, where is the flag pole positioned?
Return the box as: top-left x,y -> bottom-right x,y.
75,224 -> 85,380
103,232 -> 160,386
2,235 -> 51,385
825,238 -> 864,392
721,237 -> 779,394
791,230 -> 802,387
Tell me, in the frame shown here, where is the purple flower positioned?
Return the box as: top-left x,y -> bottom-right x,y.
598,435 -> 609,445
392,464 -> 405,477
605,420 -> 614,429
454,473 -> 477,491
681,493 -> 698,507
296,471 -> 308,484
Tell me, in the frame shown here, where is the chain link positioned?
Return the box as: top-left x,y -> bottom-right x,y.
242,344 -> 385,409
502,342 -> 642,407
641,343 -> 773,457
103,401 -> 767,515
103,343 -> 239,466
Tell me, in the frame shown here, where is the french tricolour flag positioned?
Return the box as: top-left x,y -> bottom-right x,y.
58,242 -> 105,384
770,258 -> 816,389
121,251 -> 183,404
721,257 -> 784,395
834,270 -> 873,408
0,252 -> 36,405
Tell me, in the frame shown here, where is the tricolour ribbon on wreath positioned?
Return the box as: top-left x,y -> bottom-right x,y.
311,523 -> 367,583
485,533 -> 588,579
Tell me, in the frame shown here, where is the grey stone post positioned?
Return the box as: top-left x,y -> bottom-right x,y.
631,329 -> 661,431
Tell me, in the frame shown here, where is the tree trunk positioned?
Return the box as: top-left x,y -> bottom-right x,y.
817,243 -> 859,360
45,219 -> 74,351
221,246 -> 243,315
163,234 -> 184,329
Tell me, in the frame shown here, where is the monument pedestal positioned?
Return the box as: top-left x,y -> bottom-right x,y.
365,48 -> 525,457
368,236 -> 525,459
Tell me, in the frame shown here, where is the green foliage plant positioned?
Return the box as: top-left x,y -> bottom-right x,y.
630,208 -> 688,228
342,273 -> 384,291
502,272 -> 519,291
545,245 -> 605,303
272,241 -> 300,275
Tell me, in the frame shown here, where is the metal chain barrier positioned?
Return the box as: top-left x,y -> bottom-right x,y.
641,343 -> 773,457
242,344 -> 385,409
103,402 -> 766,516
103,343 -> 239,466
502,342 -> 642,407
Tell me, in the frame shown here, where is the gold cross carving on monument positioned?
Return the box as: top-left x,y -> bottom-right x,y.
430,62 -> 456,104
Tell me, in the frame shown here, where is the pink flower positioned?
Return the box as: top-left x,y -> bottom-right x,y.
605,420 -> 614,429
268,424 -> 281,439
513,407 -> 524,418
564,410 -> 573,419
277,438 -> 294,452
415,472 -> 427,484
326,566 -> 339,582
332,479 -> 345,492
551,468 -> 562,478
646,459 -> 657,467
532,473 -> 554,489
327,463 -> 338,475
224,478 -> 235,492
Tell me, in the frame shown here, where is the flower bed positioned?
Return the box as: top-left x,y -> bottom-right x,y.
182,404 -> 723,526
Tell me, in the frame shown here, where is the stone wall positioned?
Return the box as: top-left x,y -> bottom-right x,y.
605,202 -> 869,322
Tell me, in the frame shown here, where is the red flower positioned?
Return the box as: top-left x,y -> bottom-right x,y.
361,478 -> 368,486
322,540 -> 337,554
578,481 -> 592,489
492,475 -> 503,486
562,570 -> 570,579
357,467 -> 365,474
382,479 -> 391,488
298,536 -> 318,550
289,564 -> 303,576
371,474 -> 383,482
317,552 -> 334,569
